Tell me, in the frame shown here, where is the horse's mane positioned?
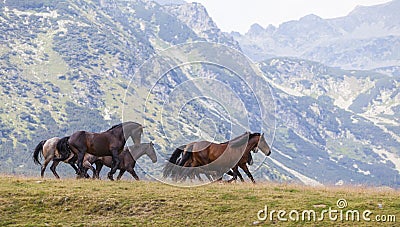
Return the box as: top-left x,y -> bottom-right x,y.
249,132 -> 261,138
106,122 -> 143,135
107,123 -> 123,131
219,132 -> 249,144
219,132 -> 261,145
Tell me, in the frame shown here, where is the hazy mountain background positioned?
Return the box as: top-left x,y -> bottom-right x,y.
232,0 -> 400,70
0,0 -> 399,187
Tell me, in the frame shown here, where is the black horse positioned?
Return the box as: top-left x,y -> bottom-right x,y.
56,122 -> 143,180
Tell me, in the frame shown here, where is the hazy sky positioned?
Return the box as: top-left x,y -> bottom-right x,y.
191,0 -> 392,33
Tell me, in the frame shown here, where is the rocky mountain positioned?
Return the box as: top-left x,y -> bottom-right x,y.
232,0 -> 400,70
0,0 -> 399,187
164,2 -> 240,49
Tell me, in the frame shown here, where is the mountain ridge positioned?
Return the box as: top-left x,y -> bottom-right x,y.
232,0 -> 400,70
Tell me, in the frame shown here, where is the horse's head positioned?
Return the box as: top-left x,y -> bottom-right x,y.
146,141 -> 157,163
123,122 -> 143,144
256,133 -> 271,156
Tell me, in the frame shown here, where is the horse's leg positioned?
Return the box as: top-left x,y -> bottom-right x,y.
240,164 -> 255,184
205,172 -> 213,182
67,154 -> 79,175
127,169 -> 139,181
195,170 -> 203,182
94,161 -> 103,179
69,144 -> 85,178
181,158 -> 197,182
108,149 -> 120,181
41,158 -> 51,178
116,169 -> 125,180
236,169 -> 245,182
227,166 -> 238,183
188,169 -> 197,182
50,161 -> 60,179
83,160 -> 95,179
77,150 -> 86,178
81,167 -> 90,179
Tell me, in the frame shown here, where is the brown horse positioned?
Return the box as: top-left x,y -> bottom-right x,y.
228,133 -> 271,183
56,122 -> 143,180
176,132 -> 271,183
33,137 -> 78,178
163,132 -> 251,181
163,144 -> 254,182
83,142 -> 157,180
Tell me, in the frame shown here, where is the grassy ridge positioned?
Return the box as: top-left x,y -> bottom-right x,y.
0,176 -> 399,226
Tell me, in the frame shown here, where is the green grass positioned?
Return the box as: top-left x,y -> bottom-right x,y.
0,176 -> 399,226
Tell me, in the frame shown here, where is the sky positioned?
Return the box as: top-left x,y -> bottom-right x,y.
191,0 -> 392,33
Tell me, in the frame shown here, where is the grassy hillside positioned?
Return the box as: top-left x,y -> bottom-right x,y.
0,0 -> 399,189
0,176 -> 399,226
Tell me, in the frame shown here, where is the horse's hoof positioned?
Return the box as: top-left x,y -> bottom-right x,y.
108,173 -> 114,181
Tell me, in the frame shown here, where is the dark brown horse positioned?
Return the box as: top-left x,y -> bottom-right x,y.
83,142 -> 157,180
56,122 -> 143,180
174,132 -> 271,183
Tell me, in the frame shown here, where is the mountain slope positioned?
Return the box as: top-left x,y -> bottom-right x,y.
255,57 -> 400,187
0,0 -> 216,174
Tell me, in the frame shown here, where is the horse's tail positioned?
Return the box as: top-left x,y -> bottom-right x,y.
178,144 -> 193,167
55,136 -> 71,161
33,140 -> 46,166
169,145 -> 186,164
162,145 -> 185,178
176,144 -> 195,181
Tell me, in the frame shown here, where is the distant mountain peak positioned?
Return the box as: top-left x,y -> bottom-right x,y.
164,2 -> 240,49
152,0 -> 186,5
233,0 -> 400,70
299,14 -> 322,22
246,23 -> 265,36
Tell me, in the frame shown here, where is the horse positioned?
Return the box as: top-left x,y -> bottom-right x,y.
33,137 -> 78,178
163,132 -> 251,182
84,142 -> 157,180
177,132 -> 271,183
163,144 -> 254,182
228,133 -> 271,183
56,121 -> 143,180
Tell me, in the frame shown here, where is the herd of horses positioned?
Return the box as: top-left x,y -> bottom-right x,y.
32,121 -> 272,183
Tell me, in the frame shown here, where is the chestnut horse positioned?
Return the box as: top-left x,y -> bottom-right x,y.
176,132 -> 271,183
56,122 -> 143,180
163,144 -> 254,182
